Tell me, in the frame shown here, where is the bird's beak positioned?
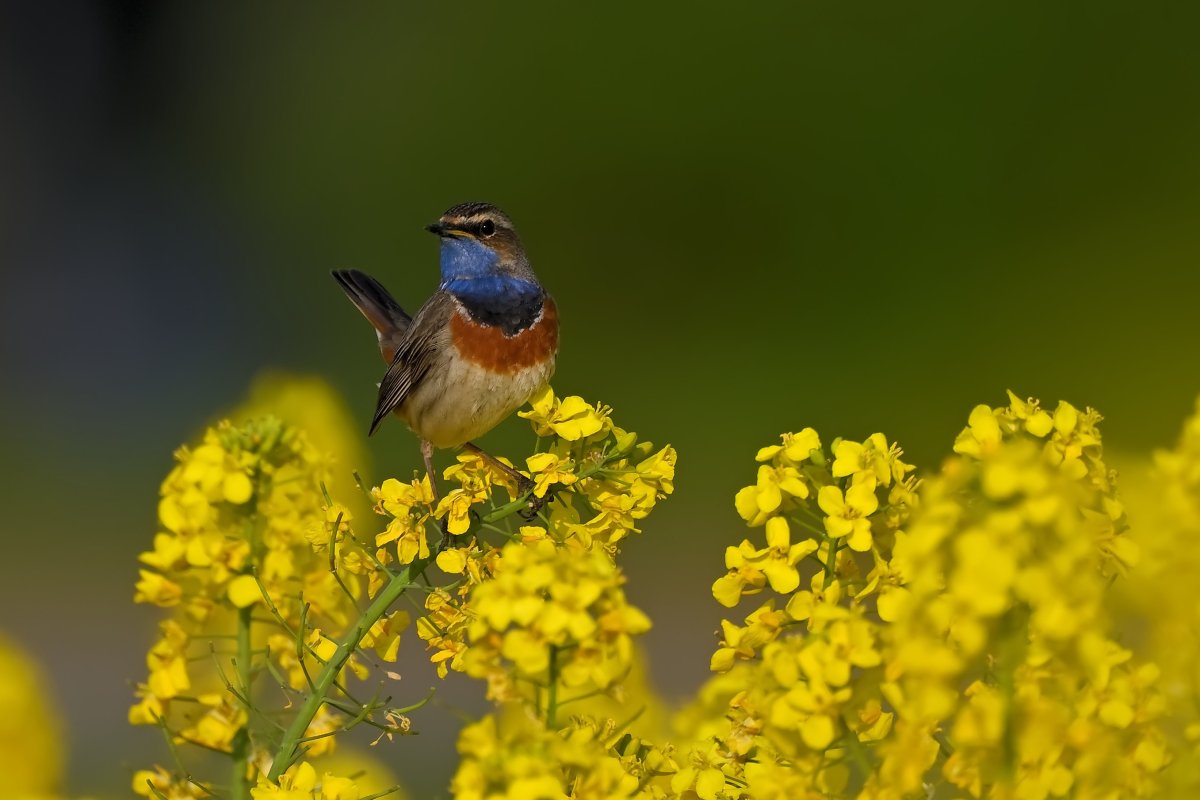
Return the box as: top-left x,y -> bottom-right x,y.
426,222 -> 472,238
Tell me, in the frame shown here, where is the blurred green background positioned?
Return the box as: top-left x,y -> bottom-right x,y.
2,1 -> 1199,795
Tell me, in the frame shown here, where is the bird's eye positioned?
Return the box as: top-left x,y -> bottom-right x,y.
478,219 -> 496,237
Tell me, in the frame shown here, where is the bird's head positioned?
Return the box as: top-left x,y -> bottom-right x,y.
427,202 -> 535,286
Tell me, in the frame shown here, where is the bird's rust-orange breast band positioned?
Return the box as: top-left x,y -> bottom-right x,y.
450,297 -> 559,375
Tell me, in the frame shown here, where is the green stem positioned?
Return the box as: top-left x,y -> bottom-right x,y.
231,606 -> 253,800
265,459 -> 598,783
546,644 -> 560,729
823,536 -> 840,583
267,555 -> 433,782
839,716 -> 874,780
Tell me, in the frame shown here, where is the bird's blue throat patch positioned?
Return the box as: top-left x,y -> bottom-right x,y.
439,235 -> 499,282
440,237 -> 544,334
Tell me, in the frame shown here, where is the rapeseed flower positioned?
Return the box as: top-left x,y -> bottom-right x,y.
129,378 -> 1200,799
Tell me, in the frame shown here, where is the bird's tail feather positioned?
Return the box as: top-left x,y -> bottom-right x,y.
331,269 -> 412,337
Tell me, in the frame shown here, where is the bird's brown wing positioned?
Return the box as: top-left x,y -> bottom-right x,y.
332,269 -> 413,362
370,290 -> 456,435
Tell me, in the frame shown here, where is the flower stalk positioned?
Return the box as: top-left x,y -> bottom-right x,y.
231,605 -> 253,800
268,553 -> 434,781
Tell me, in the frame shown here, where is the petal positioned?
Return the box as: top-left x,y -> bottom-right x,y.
222,472 -> 254,504
763,560 -> 800,594
848,521 -> 873,552
877,587 -> 909,621
789,540 -> 819,562
765,516 -> 790,549
824,516 -> 853,538
712,574 -> 745,607
1026,411 -> 1054,437
831,441 -> 862,478
526,452 -> 557,472
755,444 -> 783,462
227,574 -> 261,608
777,471 -> 810,499
436,548 -> 468,574
696,768 -> 726,800
846,480 -> 879,515
1053,402 -> 1079,435
817,485 -> 846,516
801,714 -> 836,750
734,487 -> 762,523
783,428 -> 822,462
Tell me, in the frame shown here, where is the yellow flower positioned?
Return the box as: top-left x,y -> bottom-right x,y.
756,428 -> 822,466
320,773 -> 360,800
818,480 -> 879,552
735,464 -> 809,526
436,546 -> 471,574
1004,390 -> 1054,437
953,404 -> 1002,457
374,476 -> 434,517
711,604 -> 788,671
139,532 -> 187,571
671,762 -> 727,800
785,573 -> 844,630
146,620 -> 191,700
252,761 -> 318,799
525,451 -> 578,498
377,516 -> 430,564
361,611 -> 411,662
0,633 -> 63,796
180,697 -> 246,753
832,432 -> 912,487
435,488 -> 478,536
636,445 -> 677,494
134,766 -> 212,799
756,516 -> 818,594
519,386 -> 608,441
134,569 -> 183,607
712,540 -> 768,607
302,704 -> 341,758
227,574 -> 262,608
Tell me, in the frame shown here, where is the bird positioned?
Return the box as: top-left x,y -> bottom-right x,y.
332,201 -> 558,510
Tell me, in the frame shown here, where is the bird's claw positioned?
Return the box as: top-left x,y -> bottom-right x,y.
437,517 -> 459,553
511,475 -> 545,521
438,508 -> 485,553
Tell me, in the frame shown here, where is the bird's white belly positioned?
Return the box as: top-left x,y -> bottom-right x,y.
399,355 -> 554,448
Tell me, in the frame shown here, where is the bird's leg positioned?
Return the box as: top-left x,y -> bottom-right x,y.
422,439 -> 454,551
463,441 -> 542,518
421,438 -> 441,504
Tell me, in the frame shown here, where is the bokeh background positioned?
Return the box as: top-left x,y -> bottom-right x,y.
3,1 -> 1199,795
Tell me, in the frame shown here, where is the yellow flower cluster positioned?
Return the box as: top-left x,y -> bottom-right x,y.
250,762 -> 360,800
131,416 -> 346,727
452,711 -> 677,800
875,395 -> 1159,800
424,387 -> 678,797
131,379 -> 676,799
0,633 -> 63,799
676,427 -> 915,797
459,537 -> 652,698
130,379 -> 411,800
1107,397 -> 1200,797
688,391 -> 1167,800
417,387 -> 675,703
129,377 -> 1200,799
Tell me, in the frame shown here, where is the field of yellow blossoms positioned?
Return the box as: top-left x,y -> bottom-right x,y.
7,377 -> 1200,799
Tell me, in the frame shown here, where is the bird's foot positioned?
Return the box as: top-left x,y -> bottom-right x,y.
516,475 -> 547,521
437,518 -> 456,553
438,510 -> 485,553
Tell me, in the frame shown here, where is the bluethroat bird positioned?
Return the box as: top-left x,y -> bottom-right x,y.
332,202 -> 558,509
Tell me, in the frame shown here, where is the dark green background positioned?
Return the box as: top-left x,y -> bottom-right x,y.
2,2 -> 1198,795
